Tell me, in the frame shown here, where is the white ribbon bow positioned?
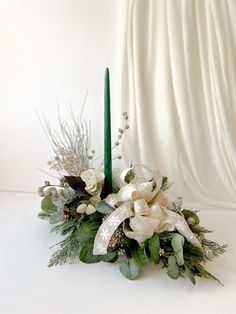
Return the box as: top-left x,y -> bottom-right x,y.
93,165 -> 202,255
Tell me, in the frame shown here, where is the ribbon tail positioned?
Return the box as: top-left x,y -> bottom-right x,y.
93,202 -> 133,255
162,207 -> 202,249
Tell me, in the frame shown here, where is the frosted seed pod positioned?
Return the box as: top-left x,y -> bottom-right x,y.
86,204 -> 96,215
43,187 -> 55,196
77,203 -> 87,214
37,187 -> 44,197
187,217 -> 196,226
199,232 -> 205,241
191,224 -> 202,232
205,249 -> 214,260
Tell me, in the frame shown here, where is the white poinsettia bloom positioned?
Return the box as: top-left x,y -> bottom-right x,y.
81,169 -> 105,195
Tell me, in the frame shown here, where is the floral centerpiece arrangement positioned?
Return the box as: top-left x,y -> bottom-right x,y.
38,69 -> 226,284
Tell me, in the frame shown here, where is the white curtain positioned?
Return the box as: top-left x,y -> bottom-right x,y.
120,0 -> 236,209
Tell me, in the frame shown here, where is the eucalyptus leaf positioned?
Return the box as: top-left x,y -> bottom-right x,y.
119,258 -> 141,280
132,247 -> 148,270
79,239 -> 101,264
99,251 -> 119,263
185,264 -> 196,285
171,234 -> 185,266
148,234 -> 160,264
41,196 -> 57,213
49,211 -> 64,224
95,201 -> 114,215
37,211 -> 51,220
167,255 -> 180,280
51,196 -> 67,209
119,247 -> 148,280
75,221 -> 100,245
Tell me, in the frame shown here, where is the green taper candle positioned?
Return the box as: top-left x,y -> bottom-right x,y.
104,68 -> 112,195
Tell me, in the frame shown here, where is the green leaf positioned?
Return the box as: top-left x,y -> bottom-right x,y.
132,247 -> 148,270
88,211 -> 103,223
119,258 -> 141,280
167,255 -> 180,280
182,209 -> 200,225
119,247 -> 148,280
79,238 -> 101,264
64,176 -> 85,191
184,264 -> 196,285
79,238 -> 118,264
171,234 -> 185,266
75,221 -> 100,245
95,201 -> 114,215
190,224 -> 202,233
49,211 -> 64,224
148,234 -> 160,264
112,180 -> 120,193
37,211 -> 51,220
161,176 -> 169,191
99,252 -> 119,263
123,237 -> 138,255
124,169 -> 136,184
41,196 -> 57,213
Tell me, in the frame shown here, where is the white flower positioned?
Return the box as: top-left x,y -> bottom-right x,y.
86,204 -> 96,215
76,203 -> 87,214
81,169 -> 105,195
76,203 -> 96,215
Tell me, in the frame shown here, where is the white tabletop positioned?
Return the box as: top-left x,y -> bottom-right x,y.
0,191 -> 235,314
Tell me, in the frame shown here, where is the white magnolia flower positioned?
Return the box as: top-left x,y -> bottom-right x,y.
81,169 -> 105,195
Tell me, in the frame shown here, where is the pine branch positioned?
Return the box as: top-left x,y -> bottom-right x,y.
50,216 -> 83,236
48,230 -> 80,267
184,257 -> 223,285
202,239 -> 227,256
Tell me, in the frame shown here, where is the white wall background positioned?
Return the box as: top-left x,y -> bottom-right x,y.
0,0 -> 122,192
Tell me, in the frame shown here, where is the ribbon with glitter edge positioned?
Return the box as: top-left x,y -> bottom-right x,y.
93,165 -> 202,255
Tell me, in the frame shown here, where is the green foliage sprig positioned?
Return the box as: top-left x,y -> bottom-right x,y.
38,173 -> 226,285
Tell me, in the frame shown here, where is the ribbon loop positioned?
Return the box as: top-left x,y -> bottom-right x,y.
93,165 -> 202,255
134,199 -> 149,216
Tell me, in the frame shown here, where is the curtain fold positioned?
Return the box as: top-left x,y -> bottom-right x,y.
120,0 -> 236,209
